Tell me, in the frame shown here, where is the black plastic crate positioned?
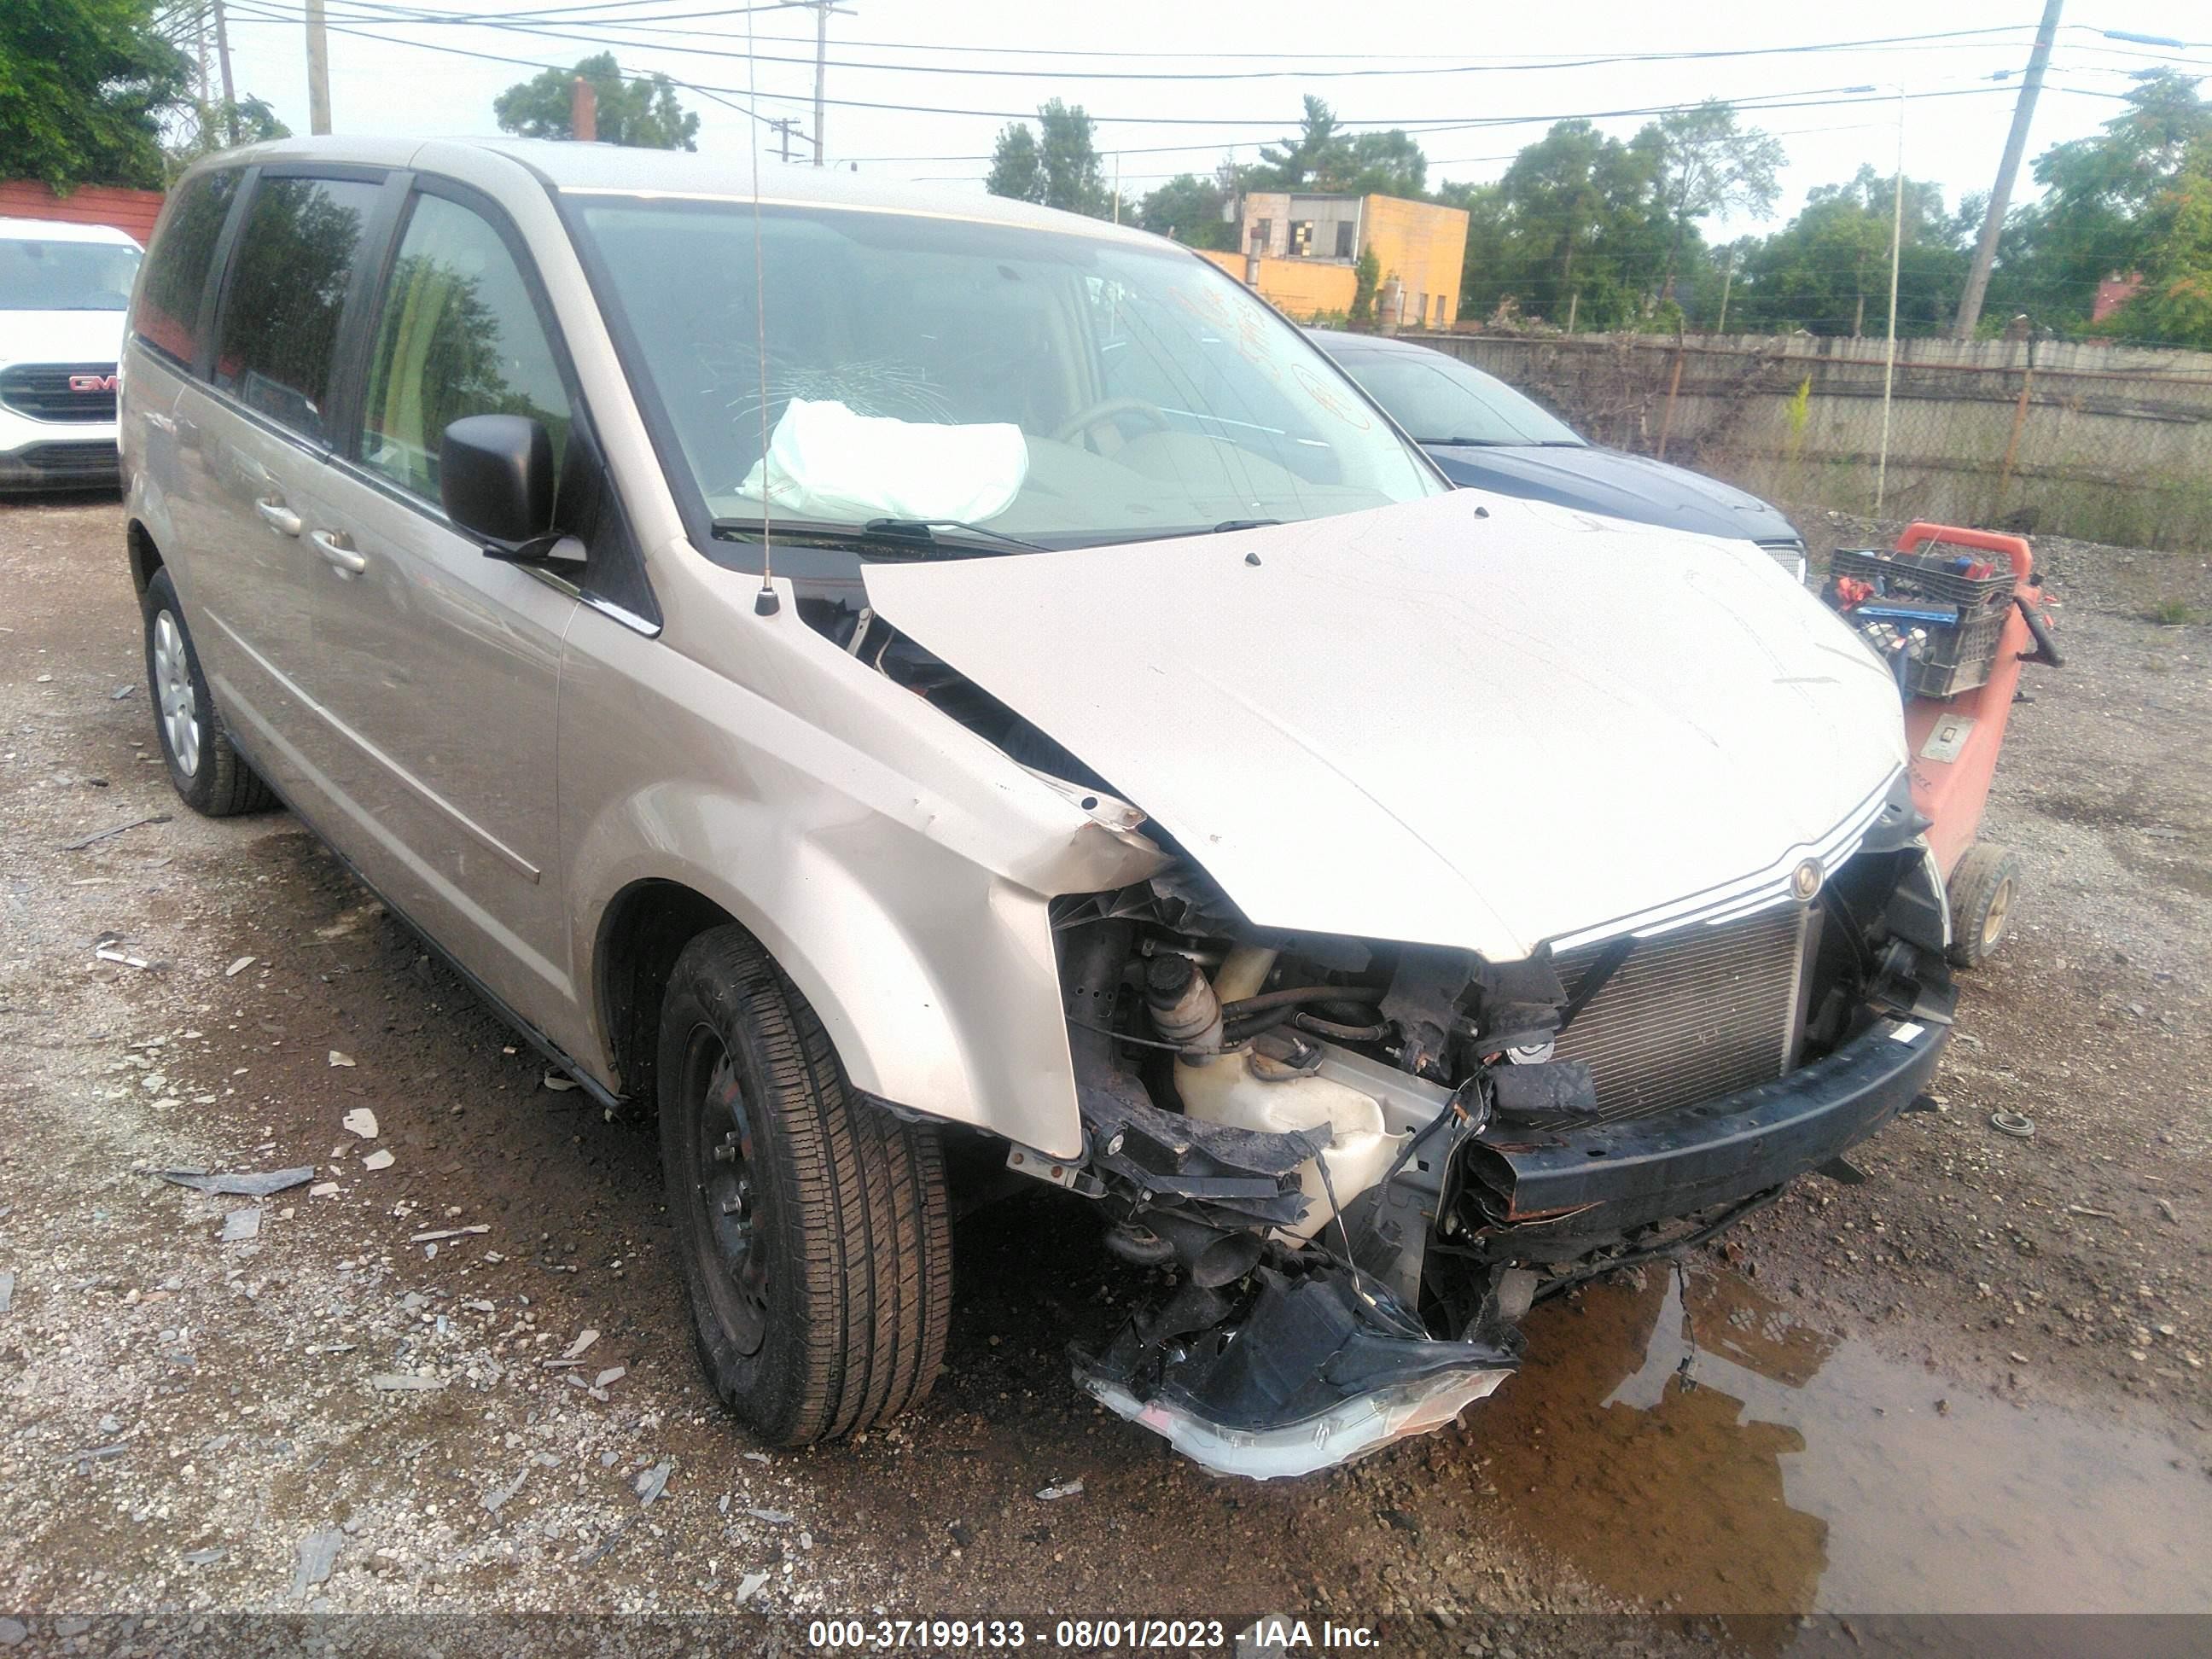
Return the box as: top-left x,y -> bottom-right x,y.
1828,545 -> 2015,698
1896,601 -> 2008,698
1831,545 -> 2016,610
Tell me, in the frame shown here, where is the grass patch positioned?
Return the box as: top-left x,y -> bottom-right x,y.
2143,598 -> 2206,626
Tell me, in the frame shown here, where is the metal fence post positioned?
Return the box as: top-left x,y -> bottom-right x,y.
1656,345 -> 1685,461
1998,340 -> 2035,506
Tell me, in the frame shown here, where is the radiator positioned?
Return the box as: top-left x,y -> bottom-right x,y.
1548,903 -> 1810,1124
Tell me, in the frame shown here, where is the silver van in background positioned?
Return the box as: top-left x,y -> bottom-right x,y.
122,138 -> 1952,1477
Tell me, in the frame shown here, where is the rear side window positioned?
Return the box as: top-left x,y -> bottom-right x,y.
359,193 -> 572,502
215,175 -> 382,443
136,170 -> 238,367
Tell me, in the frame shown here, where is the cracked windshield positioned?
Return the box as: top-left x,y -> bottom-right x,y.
573,199 -> 1441,547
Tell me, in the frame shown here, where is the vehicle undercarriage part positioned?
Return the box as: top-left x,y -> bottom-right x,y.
1045,832 -> 1953,1476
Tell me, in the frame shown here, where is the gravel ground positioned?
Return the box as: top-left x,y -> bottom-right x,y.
1,496 -> 2206,1655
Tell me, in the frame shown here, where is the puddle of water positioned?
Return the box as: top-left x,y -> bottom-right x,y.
1464,1265 -> 2211,1615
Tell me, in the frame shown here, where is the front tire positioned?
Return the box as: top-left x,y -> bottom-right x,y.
1947,842 -> 2020,969
142,568 -> 276,817
658,925 -> 952,1446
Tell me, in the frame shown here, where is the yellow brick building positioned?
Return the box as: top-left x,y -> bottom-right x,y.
1202,191 -> 1469,328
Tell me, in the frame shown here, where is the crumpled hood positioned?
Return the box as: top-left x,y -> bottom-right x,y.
863,490 -> 1905,961
1424,442 -> 1801,547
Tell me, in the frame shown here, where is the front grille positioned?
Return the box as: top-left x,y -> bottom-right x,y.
1548,903 -> 1809,1123
1,440 -> 119,481
0,363 -> 119,423
1756,538 -> 1809,582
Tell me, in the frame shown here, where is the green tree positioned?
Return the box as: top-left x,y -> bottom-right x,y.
493,52 -> 698,149
1249,98 -> 1427,198
1435,178 -> 1510,321
2098,137 -> 2212,346
1350,246 -> 1382,323
1138,171 -> 1236,248
986,124 -> 1042,204
1644,100 -> 1784,300
165,96 -> 288,178
1734,167 -> 1968,337
1990,71 -> 2212,333
986,99 -> 1108,218
1330,129 -> 1427,198
1490,120 -> 1666,329
0,0 -> 189,189
1256,96 -> 1343,189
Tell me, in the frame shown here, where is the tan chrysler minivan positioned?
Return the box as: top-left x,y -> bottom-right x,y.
122,138 -> 1955,1479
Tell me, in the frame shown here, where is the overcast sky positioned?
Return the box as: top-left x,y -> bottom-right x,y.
207,1 -> 2203,236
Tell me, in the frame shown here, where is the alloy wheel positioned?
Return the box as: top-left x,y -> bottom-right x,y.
152,609 -> 201,777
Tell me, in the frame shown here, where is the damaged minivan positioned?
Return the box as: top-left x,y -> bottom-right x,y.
122,138 -> 1954,1478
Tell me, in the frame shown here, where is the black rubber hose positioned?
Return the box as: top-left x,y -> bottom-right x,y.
1219,984 -> 1386,1019
2017,595 -> 2064,667
1292,1012 -> 1391,1043
1220,1004 -> 1300,1044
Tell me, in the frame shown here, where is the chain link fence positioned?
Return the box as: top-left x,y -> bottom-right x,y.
1413,331 -> 2212,552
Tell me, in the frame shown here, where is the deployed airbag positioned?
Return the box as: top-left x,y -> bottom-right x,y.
738,397 -> 1028,523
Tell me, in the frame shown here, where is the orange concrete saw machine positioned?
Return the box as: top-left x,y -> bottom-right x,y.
1819,521 -> 2063,969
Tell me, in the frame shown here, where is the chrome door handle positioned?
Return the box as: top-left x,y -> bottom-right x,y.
145,411 -> 177,435
255,497 -> 302,536
310,528 -> 367,576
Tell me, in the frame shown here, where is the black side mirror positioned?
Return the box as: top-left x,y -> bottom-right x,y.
439,414 -> 557,560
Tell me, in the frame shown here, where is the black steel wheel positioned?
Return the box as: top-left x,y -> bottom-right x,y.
657,924 -> 952,1446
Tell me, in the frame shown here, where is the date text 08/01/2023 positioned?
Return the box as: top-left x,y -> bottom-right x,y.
805,1617 -> 1383,1650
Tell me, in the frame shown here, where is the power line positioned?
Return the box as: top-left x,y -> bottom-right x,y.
224,0 -> 789,128
250,7 -> 2066,83
226,9 -> 2111,132
276,7 -> 2038,63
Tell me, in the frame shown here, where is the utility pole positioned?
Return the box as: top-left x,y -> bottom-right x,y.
771,117 -> 797,164
194,3 -> 210,116
1953,0 -> 2063,340
213,0 -> 238,143
781,0 -> 853,166
1877,87 -> 1906,515
305,0 -> 331,134
1715,249 -> 1734,335
570,75 -> 597,142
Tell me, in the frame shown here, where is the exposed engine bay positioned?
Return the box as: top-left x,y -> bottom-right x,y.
1024,830 -> 1954,1478
802,527 -> 1959,1479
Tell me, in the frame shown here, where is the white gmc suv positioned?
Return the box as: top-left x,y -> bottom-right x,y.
0,216 -> 142,492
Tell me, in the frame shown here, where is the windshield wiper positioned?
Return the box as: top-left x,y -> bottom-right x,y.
1416,436 -> 1513,447
1212,518 -> 1283,533
862,517 -> 1047,550
707,515 -> 1044,559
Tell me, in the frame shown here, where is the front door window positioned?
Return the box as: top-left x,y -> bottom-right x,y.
359,192 -> 573,504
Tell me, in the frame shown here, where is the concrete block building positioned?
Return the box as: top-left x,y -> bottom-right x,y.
1199,190 -> 1468,329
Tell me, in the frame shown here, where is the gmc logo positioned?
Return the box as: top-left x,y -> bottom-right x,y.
70,374 -> 119,393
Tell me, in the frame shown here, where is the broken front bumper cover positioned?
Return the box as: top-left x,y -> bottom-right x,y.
1459,1009 -> 1952,1250
1074,1267 -> 1518,1481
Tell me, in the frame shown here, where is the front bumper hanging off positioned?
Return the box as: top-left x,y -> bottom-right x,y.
1074,1268 -> 1519,1481
1071,1004 -> 1948,1480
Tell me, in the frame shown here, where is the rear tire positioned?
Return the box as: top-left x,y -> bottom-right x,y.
657,924 -> 952,1446
142,568 -> 276,818
1947,842 -> 2020,969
